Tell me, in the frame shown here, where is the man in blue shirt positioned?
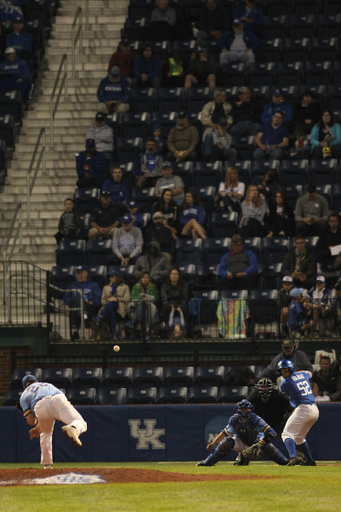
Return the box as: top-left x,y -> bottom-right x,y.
19,374 -> 87,468
0,46 -> 32,105
76,138 -> 108,189
218,18 -> 260,71
278,359 -> 319,466
97,65 -> 132,114
6,17 -> 32,59
218,234 -> 258,291
253,111 -> 289,162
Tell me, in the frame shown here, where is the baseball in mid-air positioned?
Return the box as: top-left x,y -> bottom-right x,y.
113,345 -> 120,352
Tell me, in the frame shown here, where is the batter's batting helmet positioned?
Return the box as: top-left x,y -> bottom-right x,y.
22,374 -> 37,388
255,378 -> 274,401
277,359 -> 295,374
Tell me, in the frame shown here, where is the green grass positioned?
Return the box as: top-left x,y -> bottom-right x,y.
0,462 -> 340,512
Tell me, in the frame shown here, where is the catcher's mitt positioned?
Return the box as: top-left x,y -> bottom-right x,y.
241,440 -> 264,461
15,400 -> 23,412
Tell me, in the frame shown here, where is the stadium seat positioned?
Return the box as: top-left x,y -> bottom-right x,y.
187,386 -> 218,404
42,369 -> 73,390
97,388 -> 127,405
131,187 -> 156,212
85,240 -> 112,266
50,266 -> 77,300
0,114 -> 15,149
193,162 -> 222,191
305,62 -> 332,89
254,365 -> 267,382
210,212 -> 238,239
126,387 -> 157,404
258,264 -> 282,290
310,159 -> 338,186
0,91 -> 23,123
242,237 -> 261,261
151,112 -> 177,137
107,265 -> 135,288
231,136 -> 255,161
248,63 -> 275,89
133,367 -> 163,388
102,367 -> 133,388
261,239 -> 290,266
218,385 -> 248,403
172,161 -> 193,190
3,389 -> 23,406
178,264 -> 197,281
121,112 -> 150,139
72,368 -> 103,388
158,386 -> 188,404
221,62 -> 246,87
233,160 -> 251,188
197,187 -> 215,219
79,214 -> 91,239
203,238 -> 230,268
106,112 -> 121,139
316,184 -> 332,209
73,188 -> 100,215
175,238 -> 202,266
163,366 -> 195,387
131,88 -> 156,112
172,40 -> 197,58
280,159 -> 309,186
123,18 -> 148,41
249,290 -> 279,333
67,387 -> 97,406
190,290 -> 219,325
87,266 -> 107,289
283,184 -> 302,209
11,368 -> 43,389
56,240 -> 85,266
194,366 -> 225,387
219,290 -> 248,300
158,88 -> 185,113
186,87 -> 213,114
116,137 -> 143,164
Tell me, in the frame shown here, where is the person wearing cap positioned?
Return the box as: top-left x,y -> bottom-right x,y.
97,65 -> 132,114
253,111 -> 289,163
6,16 -> 33,60
107,40 -> 137,85
304,276 -> 331,338
260,89 -> 293,127
155,162 -> 184,205
229,87 -> 261,137
166,112 -> 199,162
0,46 -> 32,106
133,241 -> 172,287
133,44 -> 162,90
200,87 -> 233,133
55,197 -> 80,246
133,138 -> 164,187
202,116 -> 237,163
109,214 -> 143,266
278,276 -> 294,338
94,271 -> 131,341
63,266 -> 101,341
75,138 -> 107,189
218,19 -> 260,71
101,167 -> 130,204
282,235 -> 316,290
233,0 -> 264,37
128,201 -> 144,230
260,339 -> 313,383
292,90 -> 322,135
196,0 -> 231,46
316,214 -> 341,266
153,124 -> 168,158
85,112 -> 114,172
144,211 -> 174,259
288,288 -> 315,337
184,44 -> 217,91
294,183 -> 330,237
218,234 -> 258,291
88,191 -> 120,240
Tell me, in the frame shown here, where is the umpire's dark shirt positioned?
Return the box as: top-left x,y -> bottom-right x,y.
247,389 -> 291,430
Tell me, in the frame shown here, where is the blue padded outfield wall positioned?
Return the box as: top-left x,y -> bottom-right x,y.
0,403 -> 340,463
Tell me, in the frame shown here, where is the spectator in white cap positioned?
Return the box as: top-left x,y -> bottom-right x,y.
85,112 -> 114,172
304,276 -> 331,338
109,213 -> 143,266
154,162 -> 184,205
217,18 -> 260,70
277,276 -> 294,338
97,65 -> 132,113
0,46 -> 32,107
288,288 -> 315,337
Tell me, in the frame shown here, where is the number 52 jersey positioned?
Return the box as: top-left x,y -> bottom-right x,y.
279,371 -> 316,408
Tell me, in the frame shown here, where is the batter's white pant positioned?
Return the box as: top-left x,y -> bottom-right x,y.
281,403 -> 319,446
34,394 -> 87,465
219,50 -> 255,69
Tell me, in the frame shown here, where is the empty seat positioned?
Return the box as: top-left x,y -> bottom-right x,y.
186,87 -> 213,114
258,264 -> 282,290
175,238 -> 202,266
116,137 -> 143,163
85,240 -> 112,266
133,367 -> 163,388
107,265 -> 135,288
218,385 -> 249,403
219,290 -> 248,300
42,369 -> 73,390
11,368 -> 43,389
249,290 -> 279,333
97,388 -> 127,405
3,389 -> 23,406
86,266 -> 107,289
79,214 -> 91,239
242,237 -> 261,261
158,88 -> 185,113
187,386 -> 218,404
50,266 -> 77,300
102,367 -> 133,388
163,366 -> 194,387
131,187 -> 156,212
56,240 -> 85,266
231,135 -> 255,161
210,212 -> 238,239
126,387 -> 157,404
193,161 -> 222,191
261,239 -> 290,266
172,161 -> 193,190
131,88 -> 156,112
72,368 -> 103,388
158,386 -> 188,404
67,387 -> 97,405
190,290 -> 219,325
73,188 -> 100,215
203,238 -> 230,268
194,366 -> 225,387
121,112 -> 150,139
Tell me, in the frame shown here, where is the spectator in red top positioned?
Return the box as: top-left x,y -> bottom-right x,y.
107,40 -> 137,85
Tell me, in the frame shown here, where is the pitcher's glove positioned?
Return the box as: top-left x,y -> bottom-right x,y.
16,401 -> 23,412
241,440 -> 265,461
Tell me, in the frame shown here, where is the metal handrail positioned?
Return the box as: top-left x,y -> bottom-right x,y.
27,127 -> 46,226
71,7 -> 83,77
50,54 -> 68,148
2,205 -> 23,305
85,0 -> 89,29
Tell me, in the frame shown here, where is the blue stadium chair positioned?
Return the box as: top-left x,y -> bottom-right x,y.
267,1 -> 292,17
129,0 -> 152,19
0,114 -> 15,149
131,88 -> 156,112
121,112 -> 150,139
163,366 -> 195,387
283,38 -> 311,64
210,212 -> 238,239
173,161 -> 193,190
190,290 -> 219,325
249,290 -> 279,330
73,188 -> 100,215
146,40 -> 172,57
248,63 -> 275,89
323,1 -> 341,16
262,25 -> 286,41
131,187 -> 156,212
203,238 -> 231,268
196,264 -> 220,286
72,368 -> 103,388
277,63 -> 303,88
187,111 -> 204,139
97,388 -> 127,405
0,90 -> 23,123
42,369 -> 73,390
316,184 -> 332,209
283,184 -> 302,209
317,17 -> 341,39
106,112 -> 121,139
252,159 -> 280,178
293,3 -> 318,16
258,264 -> 282,290
261,239 -> 290,266
224,365 -> 255,384
116,137 -> 143,164
232,160 -> 251,188
178,264 -> 197,281
3,389 -> 23,406
193,161 -> 222,191
231,136 -> 255,161
87,265 -> 107,289
289,24 -> 314,40
67,387 -> 97,406
194,366 -> 225,387
142,213 -> 151,228
257,43 -> 282,64
56,240 -> 85,266
102,367 -> 133,388
123,18 -> 149,40
219,290 -> 248,300
186,87 -> 213,114
310,159 -> 338,186
242,237 -> 261,261
132,367 -> 164,389
158,387 -> 188,404
187,386 -> 218,404
79,214 -> 91,239
221,62 -> 246,86
280,159 -> 309,185
172,40 -> 197,57
107,265 -> 135,288
305,62 -> 332,89
50,266 -> 77,299
85,240 -> 112,266
312,39 -> 338,64
175,238 -> 203,266
197,186 -> 216,217
158,88 -> 185,113
11,368 -> 43,389
151,112 -> 177,137
223,86 -> 239,103
332,184 -> 341,211
218,385 -> 248,403
126,387 -> 157,404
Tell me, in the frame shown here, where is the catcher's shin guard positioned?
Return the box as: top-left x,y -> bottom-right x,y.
263,443 -> 289,466
197,437 -> 235,466
197,449 -> 224,467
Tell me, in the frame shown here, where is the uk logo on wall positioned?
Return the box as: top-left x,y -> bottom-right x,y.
128,419 -> 166,450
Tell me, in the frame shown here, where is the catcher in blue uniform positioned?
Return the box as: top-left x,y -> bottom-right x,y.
197,399 -> 288,466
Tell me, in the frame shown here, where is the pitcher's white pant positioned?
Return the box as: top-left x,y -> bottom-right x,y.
281,403 -> 319,445
34,394 -> 87,465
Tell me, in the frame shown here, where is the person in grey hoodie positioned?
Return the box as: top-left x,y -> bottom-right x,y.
133,241 -> 172,286
85,112 -> 114,172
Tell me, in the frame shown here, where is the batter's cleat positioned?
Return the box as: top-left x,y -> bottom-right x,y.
44,465 -> 53,469
62,425 -> 82,447
287,456 -> 302,466
300,460 -> 317,466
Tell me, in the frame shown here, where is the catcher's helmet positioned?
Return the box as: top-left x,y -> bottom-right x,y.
236,399 -> 254,421
22,374 -> 37,388
255,378 -> 274,402
277,359 -> 295,374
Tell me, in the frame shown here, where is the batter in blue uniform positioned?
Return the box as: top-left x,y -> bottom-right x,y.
278,359 -> 319,466
197,399 -> 288,466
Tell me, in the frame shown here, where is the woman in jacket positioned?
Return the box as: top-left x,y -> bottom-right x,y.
267,190 -> 295,238
179,189 -> 206,239
133,44 -> 162,90
161,268 -> 189,334
128,271 -> 159,339
240,185 -> 268,237
310,110 -> 341,159
154,188 -> 179,238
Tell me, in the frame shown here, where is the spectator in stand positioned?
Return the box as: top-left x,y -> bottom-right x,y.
253,112 -> 289,163
63,265 -> 101,341
167,112 -> 199,162
292,90 -> 322,134
184,44 -> 217,91
240,185 -> 268,238
6,16 -> 32,61
218,19 -> 260,71
133,138 -> 163,187
107,40 -> 137,85
260,339 -> 313,383
229,86 -> 260,136
277,276 -> 294,338
310,110 -> 341,160
101,167 -> 130,205
304,276 -> 331,338
85,112 -> 114,172
144,211 -> 174,260
163,50 -> 188,88
261,89 -> 293,128
217,166 -> 245,213
196,0 -> 231,46
55,198 -> 80,246
288,287 -> 315,337
218,234 -> 258,291
316,214 -> 341,265
127,201 -> 144,230
97,65 -> 132,114
153,124 -> 168,158
288,128 -> 309,159
0,1 -> 24,22
133,241 -> 172,287
154,188 -> 179,239
233,0 -> 264,37
267,190 -> 295,239
281,235 -> 316,290
312,356 -> 341,402
133,44 -> 162,90
179,190 -> 206,240
202,116 -> 236,163
128,271 -> 159,340
150,0 -> 176,41
76,139 -> 107,189
109,213 -> 143,266
252,169 -> 278,210
0,47 -> 32,107
161,268 -> 189,335
155,162 -> 184,206
294,183 -> 329,237
201,88 -> 233,136
88,190 -> 120,240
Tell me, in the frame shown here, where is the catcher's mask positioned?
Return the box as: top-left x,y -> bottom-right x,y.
255,378 -> 274,402
236,399 -> 253,423
277,359 -> 295,374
